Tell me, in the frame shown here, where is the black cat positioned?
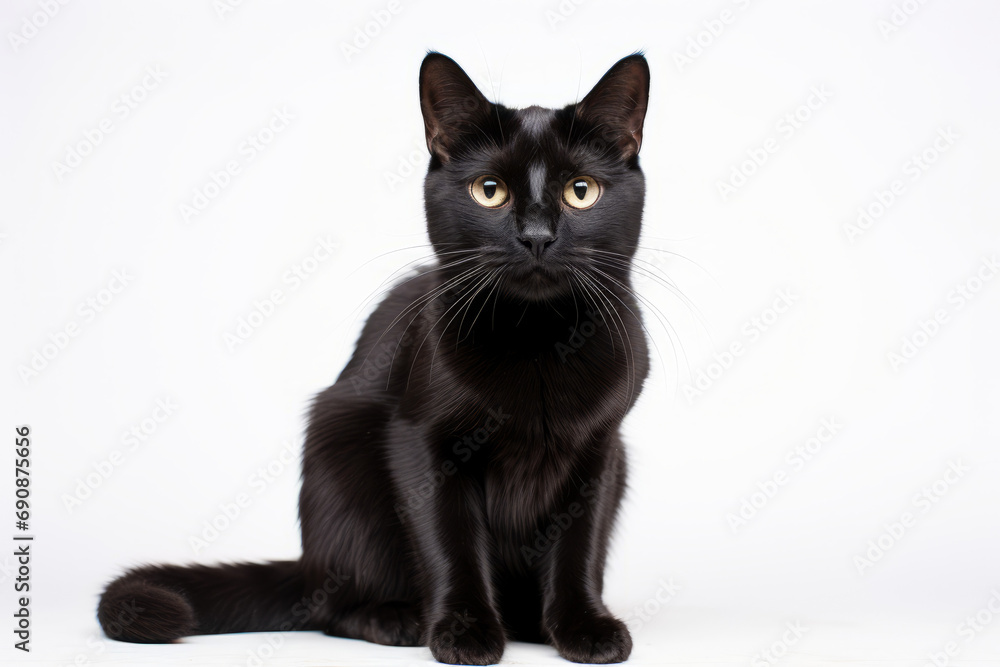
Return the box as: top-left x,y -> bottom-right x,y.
99,51 -> 650,665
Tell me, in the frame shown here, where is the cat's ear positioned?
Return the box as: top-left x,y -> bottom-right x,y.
575,54 -> 650,160
419,53 -> 493,162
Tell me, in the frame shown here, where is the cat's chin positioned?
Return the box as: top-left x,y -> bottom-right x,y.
502,268 -> 573,303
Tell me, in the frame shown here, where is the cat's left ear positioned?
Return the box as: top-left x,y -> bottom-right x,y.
575,54 -> 650,160
419,52 -> 493,162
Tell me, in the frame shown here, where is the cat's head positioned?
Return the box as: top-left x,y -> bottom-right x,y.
419,52 -> 649,303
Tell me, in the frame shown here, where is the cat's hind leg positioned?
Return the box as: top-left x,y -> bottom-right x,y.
324,600 -> 421,646
299,385 -> 422,645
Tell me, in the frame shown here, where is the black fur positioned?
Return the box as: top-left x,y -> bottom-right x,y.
98,51 -> 651,665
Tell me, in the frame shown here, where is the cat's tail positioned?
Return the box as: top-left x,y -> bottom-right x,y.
97,560 -> 318,642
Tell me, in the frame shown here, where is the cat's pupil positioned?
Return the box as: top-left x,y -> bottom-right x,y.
573,181 -> 587,200
483,180 -> 497,199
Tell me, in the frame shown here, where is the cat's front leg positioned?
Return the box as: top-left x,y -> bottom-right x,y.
418,474 -> 506,665
390,430 -> 505,665
538,446 -> 632,664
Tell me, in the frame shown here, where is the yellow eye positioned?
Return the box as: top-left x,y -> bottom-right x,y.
563,176 -> 600,209
469,175 -> 509,208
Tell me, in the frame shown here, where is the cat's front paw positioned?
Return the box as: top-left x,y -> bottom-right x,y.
547,612 -> 632,664
427,608 -> 505,665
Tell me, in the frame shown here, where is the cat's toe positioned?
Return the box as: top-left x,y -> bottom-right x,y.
547,613 -> 632,664
427,611 -> 505,665
363,601 -> 421,646
325,601 -> 421,646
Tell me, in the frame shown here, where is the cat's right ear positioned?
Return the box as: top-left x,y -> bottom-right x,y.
575,54 -> 650,160
419,52 -> 492,162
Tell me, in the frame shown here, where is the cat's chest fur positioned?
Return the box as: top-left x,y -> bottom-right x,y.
410,292 -> 642,440
400,292 -> 646,537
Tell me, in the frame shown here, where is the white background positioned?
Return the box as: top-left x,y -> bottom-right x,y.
3,0 -> 1000,665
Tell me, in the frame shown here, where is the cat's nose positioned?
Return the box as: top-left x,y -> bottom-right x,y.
518,230 -> 556,259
